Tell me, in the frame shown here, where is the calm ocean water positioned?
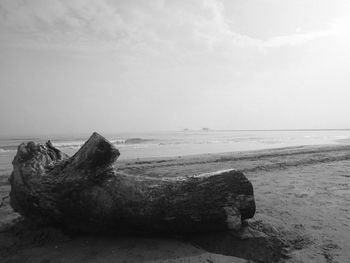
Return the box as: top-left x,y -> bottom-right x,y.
1,130 -> 350,175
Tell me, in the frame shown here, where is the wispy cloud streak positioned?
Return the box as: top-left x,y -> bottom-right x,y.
0,0 -> 343,54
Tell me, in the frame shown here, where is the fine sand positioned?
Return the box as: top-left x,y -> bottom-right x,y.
1,144 -> 350,262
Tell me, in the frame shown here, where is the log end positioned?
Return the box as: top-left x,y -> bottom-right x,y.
70,132 -> 120,169
13,140 -> 67,166
9,140 -> 68,221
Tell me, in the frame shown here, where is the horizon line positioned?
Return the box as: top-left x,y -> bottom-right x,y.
1,128 -> 350,139
207,128 -> 350,132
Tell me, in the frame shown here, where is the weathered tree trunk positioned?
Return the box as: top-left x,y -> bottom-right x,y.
9,133 -> 255,235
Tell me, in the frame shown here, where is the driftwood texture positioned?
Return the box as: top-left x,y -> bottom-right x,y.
9,133 -> 255,235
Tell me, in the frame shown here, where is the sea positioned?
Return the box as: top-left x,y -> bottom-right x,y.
1,129 -> 350,175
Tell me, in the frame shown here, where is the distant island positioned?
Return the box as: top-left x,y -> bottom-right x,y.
182,128 -> 210,131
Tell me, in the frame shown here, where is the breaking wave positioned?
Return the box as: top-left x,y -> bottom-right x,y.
111,138 -> 154,145
0,145 -> 17,153
50,138 -> 157,150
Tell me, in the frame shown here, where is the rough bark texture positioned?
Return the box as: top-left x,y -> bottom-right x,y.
9,132 -> 255,235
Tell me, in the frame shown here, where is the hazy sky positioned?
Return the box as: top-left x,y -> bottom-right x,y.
1,0 -> 350,135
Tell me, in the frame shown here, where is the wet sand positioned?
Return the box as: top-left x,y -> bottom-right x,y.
1,144 -> 350,262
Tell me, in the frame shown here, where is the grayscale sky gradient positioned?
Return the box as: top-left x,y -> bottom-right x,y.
1,0 -> 350,135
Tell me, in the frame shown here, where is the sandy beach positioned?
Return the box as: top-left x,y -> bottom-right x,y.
2,0 -> 350,261
1,144 -> 350,263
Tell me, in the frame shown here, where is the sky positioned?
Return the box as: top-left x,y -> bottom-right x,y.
1,0 -> 350,135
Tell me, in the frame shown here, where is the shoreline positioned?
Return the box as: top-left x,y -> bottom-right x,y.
1,142 -> 348,176
1,144 -> 350,262
116,143 -> 350,177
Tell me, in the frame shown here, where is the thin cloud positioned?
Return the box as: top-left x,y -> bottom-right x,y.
0,0 -> 342,54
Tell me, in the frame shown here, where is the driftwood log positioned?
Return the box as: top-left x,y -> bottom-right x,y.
9,133 -> 255,235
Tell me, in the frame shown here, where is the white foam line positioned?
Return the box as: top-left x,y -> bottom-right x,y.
192,168 -> 236,178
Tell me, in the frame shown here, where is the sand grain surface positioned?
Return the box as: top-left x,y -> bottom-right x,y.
1,145 -> 350,262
